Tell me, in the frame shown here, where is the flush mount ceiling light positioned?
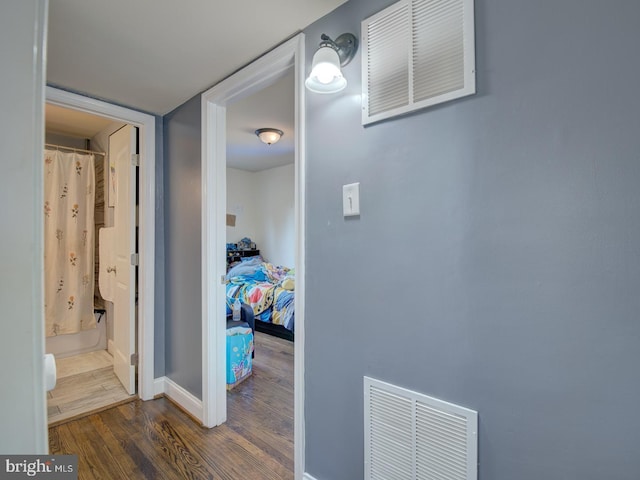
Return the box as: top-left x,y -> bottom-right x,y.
305,33 -> 358,94
255,128 -> 283,145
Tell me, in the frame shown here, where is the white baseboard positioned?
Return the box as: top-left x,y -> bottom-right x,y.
107,339 -> 114,356
157,376 -> 203,422
153,377 -> 165,397
303,474 -> 319,480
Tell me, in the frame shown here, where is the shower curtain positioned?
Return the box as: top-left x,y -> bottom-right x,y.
44,149 -> 96,336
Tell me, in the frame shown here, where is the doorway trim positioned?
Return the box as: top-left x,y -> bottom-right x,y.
45,86 -> 156,401
201,33 -> 306,478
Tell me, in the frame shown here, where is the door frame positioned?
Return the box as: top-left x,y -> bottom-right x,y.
46,86 -> 156,401
201,33 -> 306,478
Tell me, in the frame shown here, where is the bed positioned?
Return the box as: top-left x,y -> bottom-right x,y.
225,257 -> 294,341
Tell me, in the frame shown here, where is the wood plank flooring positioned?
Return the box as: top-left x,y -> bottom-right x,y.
55,350 -> 113,378
49,332 -> 295,479
48,350 -> 134,425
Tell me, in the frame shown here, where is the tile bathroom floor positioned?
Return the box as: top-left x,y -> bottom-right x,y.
48,350 -> 134,425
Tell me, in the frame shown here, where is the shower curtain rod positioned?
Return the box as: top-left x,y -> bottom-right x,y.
45,143 -> 106,156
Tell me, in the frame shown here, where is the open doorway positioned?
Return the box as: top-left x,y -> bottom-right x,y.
44,87 -> 156,418
223,69 -> 296,458
225,68 -> 296,340
201,33 -> 305,478
44,104 -> 136,424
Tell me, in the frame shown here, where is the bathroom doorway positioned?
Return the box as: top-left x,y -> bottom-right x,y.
44,87 -> 156,424
44,105 -> 135,424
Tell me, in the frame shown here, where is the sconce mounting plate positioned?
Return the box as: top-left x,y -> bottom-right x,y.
321,32 -> 358,67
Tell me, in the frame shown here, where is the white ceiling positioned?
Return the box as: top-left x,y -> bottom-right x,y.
45,72 -> 295,171
226,70 -> 295,172
45,0 -> 345,170
46,0 -> 347,115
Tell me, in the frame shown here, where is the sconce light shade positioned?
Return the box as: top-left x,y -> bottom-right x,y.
306,47 -> 346,93
306,33 -> 358,94
255,128 -> 283,145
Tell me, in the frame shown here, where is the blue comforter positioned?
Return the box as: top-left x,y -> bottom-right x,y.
225,260 -> 295,332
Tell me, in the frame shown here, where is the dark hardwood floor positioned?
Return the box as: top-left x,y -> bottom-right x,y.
49,332 -> 294,479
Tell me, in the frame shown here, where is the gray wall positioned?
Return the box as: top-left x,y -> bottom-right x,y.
303,1 -> 640,479
0,0 -> 48,453
154,115 -> 166,377
163,95 -> 202,397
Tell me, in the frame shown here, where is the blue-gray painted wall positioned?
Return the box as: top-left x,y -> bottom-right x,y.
163,95 -> 202,397
304,1 -> 640,479
154,115 -> 165,377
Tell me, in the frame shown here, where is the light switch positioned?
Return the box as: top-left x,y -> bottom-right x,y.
343,182 -> 360,217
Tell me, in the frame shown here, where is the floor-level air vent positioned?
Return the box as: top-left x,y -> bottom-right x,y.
364,377 -> 477,480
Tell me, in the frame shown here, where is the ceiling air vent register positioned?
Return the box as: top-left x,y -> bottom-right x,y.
362,0 -> 476,125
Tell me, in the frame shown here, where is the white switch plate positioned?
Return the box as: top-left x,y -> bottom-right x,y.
343,182 -> 360,217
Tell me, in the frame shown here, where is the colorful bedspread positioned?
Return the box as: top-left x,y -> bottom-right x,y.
226,259 -> 295,332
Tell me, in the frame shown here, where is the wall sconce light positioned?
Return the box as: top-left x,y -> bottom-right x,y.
255,128 -> 283,145
305,33 -> 358,94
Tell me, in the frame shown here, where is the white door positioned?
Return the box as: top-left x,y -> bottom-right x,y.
110,125 -> 137,395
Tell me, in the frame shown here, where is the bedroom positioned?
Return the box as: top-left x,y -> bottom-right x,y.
225,69 -> 296,345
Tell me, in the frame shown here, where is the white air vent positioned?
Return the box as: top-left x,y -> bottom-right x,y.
364,377 -> 478,480
362,0 -> 476,125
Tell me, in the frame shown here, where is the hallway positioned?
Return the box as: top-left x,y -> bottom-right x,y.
49,332 -> 294,479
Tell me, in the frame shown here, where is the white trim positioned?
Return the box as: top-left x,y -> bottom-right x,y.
292,36 -> 307,480
303,474 -> 319,480
153,377 -> 166,397
45,86 -> 156,402
200,99 -> 227,428
201,33 -> 306,478
162,376 -> 204,422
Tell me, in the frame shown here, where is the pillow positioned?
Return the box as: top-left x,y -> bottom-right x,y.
241,255 -> 263,263
226,257 -> 265,280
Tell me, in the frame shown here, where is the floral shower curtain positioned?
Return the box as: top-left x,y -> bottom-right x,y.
44,149 -> 96,336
